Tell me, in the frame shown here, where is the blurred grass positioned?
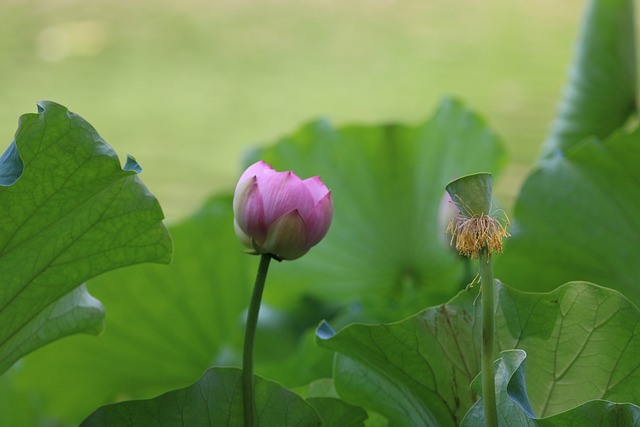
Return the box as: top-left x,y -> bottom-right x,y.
0,0 -> 583,220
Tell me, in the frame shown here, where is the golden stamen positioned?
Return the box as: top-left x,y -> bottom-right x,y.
446,213 -> 510,259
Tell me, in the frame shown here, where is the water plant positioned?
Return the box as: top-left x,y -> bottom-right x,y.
1,0 -> 639,426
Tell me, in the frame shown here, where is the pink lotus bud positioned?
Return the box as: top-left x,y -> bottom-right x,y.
233,161 -> 333,260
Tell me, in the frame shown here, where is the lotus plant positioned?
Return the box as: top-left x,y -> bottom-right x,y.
445,173 -> 509,427
233,160 -> 333,426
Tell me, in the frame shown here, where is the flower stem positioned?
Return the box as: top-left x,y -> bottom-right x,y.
242,253 -> 272,427
479,248 -> 498,427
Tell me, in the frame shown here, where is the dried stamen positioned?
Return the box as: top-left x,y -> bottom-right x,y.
446,213 -> 510,259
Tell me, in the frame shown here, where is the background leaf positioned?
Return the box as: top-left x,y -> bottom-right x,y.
252,96 -> 507,320
539,0 -> 636,158
0,365 -> 47,427
318,281 -> 640,426
0,101 -> 171,374
498,126 -> 640,306
81,367 -> 322,427
306,398 -> 368,427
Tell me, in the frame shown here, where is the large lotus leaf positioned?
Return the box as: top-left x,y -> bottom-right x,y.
535,401 -> 640,427
81,367 -> 322,427
295,378 -> 370,426
462,349 -> 640,427
0,102 -> 171,374
496,282 -> 640,416
317,281 -> 640,426
251,97 -> 507,319
498,126 -> 640,305
306,397 -> 368,426
539,0 -> 636,158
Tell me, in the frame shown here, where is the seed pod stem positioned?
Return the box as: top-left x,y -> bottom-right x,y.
445,173 -> 505,427
479,248 -> 498,427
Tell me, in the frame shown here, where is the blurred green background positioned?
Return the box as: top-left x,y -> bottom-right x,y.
0,0 -> 583,221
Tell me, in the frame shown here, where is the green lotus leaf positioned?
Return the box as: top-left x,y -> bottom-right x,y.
540,0 -> 636,158
81,367 -> 321,427
318,282 -> 640,426
498,125 -> 640,306
462,349 -> 640,427
0,101 -> 171,374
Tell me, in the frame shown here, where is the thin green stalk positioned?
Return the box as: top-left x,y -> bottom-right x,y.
242,254 -> 272,427
480,248 -> 498,427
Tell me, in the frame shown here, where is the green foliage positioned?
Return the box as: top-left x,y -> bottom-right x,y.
8,195 -> 251,423
4,99 -> 506,424
3,0 -> 640,423
306,397 -> 368,426
540,0 -> 636,158
0,367 -> 45,426
0,101 -> 171,375
317,281 -> 640,426
498,127 -> 640,305
81,367 -> 323,427
462,350 -> 640,427
503,0 -> 640,305
252,97 -> 507,320
82,368 -> 368,427
496,282 -> 640,416
0,284 -> 104,376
